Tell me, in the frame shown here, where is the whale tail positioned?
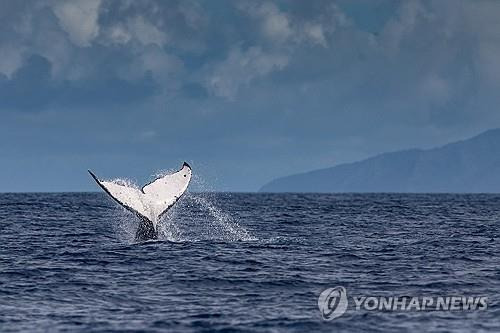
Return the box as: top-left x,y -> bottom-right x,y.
88,162 -> 192,241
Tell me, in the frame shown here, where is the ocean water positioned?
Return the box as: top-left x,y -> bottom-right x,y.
0,192 -> 499,332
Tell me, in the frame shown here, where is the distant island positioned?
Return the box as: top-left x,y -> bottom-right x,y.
260,129 -> 500,193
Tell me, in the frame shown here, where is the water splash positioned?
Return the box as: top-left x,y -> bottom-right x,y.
186,193 -> 255,241
110,192 -> 256,243
106,171 -> 256,243
110,206 -> 139,243
156,192 -> 256,242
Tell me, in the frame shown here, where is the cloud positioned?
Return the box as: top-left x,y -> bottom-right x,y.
104,15 -> 167,47
98,0 -> 209,52
206,46 -> 288,99
0,44 -> 24,77
51,0 -> 101,47
1,0 -> 499,114
380,0 -> 429,52
250,2 -> 292,43
0,54 -> 54,110
239,1 -> 348,48
137,129 -> 157,141
420,75 -> 451,106
0,54 -> 158,111
302,23 -> 327,47
461,0 -> 500,86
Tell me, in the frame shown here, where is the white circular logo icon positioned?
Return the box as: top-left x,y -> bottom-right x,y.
318,286 -> 348,320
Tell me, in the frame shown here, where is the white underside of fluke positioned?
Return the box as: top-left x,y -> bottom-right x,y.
89,162 -> 192,229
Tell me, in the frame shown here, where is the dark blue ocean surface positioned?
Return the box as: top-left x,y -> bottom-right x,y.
0,193 -> 499,332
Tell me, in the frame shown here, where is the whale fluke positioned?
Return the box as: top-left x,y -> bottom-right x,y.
89,162 -> 192,241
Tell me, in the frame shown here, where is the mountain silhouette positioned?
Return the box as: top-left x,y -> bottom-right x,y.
260,129 -> 500,193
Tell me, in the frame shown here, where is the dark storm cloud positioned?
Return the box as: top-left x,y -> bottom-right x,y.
0,54 -> 158,111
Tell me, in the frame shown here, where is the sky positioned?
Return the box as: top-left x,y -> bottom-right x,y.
1,0 -> 500,192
